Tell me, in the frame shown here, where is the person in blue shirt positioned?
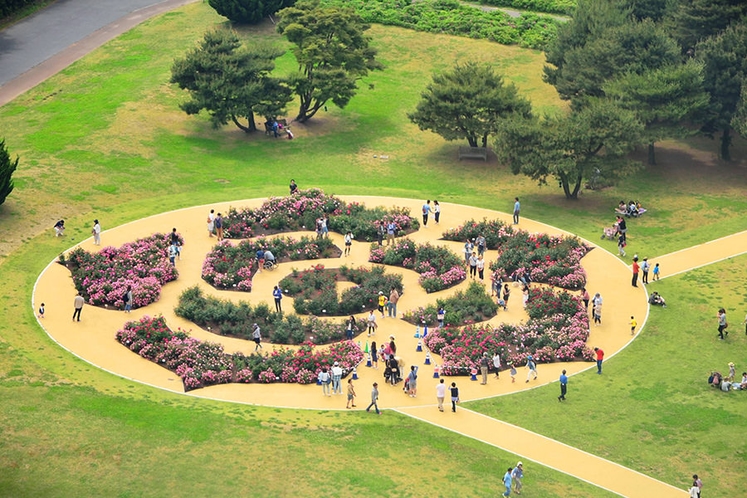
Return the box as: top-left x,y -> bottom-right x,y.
558,369 -> 568,401
503,467 -> 513,496
387,222 -> 396,245
513,197 -> 520,224
273,285 -> 283,313
422,200 -> 431,226
511,463 -> 524,495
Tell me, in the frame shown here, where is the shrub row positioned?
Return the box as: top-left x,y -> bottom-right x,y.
479,0 -> 575,16
402,281 -> 499,327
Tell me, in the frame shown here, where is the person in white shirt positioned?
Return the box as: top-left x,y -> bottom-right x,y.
331,362 -> 343,395
92,219 -> 101,245
435,378 -> 446,412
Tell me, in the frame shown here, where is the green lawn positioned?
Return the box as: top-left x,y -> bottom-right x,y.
0,1 -> 746,496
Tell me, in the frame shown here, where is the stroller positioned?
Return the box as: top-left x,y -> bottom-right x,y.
601,223 -> 619,240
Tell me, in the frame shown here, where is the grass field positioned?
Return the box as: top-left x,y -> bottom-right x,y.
1,1 -> 746,496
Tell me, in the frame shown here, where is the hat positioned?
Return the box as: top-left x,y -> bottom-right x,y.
333,361 -> 339,366
527,355 -> 533,360
729,362 -> 735,366
379,291 -> 383,295
483,352 -> 488,357
517,462 -> 523,467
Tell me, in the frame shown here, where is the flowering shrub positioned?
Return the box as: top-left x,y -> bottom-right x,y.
222,189 -> 419,240
116,316 -> 365,390
371,239 -> 466,292
61,233 -> 180,309
402,281 -> 498,327
424,287 -> 593,375
442,218 -> 513,249
202,236 -> 339,291
278,265 -> 403,316
175,286 -> 369,344
488,230 -> 590,290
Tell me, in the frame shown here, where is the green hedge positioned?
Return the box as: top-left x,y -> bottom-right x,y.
479,0 -> 575,16
320,0 -> 559,50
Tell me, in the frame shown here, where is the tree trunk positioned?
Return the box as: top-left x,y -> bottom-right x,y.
648,142 -> 656,165
570,173 -> 583,199
558,172 -> 572,198
467,136 -> 478,147
720,127 -> 732,161
231,114 -> 255,133
296,91 -> 313,123
481,134 -> 489,148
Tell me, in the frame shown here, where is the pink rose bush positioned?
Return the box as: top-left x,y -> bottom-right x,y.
424,287 -> 593,376
370,239 -> 466,292
61,233 -> 180,309
116,316 -> 364,391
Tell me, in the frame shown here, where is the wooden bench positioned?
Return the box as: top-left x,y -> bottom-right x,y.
265,119 -> 288,136
458,146 -> 488,161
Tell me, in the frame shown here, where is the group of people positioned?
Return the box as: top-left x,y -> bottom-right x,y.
709,362 -> 747,391
502,462 -> 525,496
615,200 -> 645,218
421,200 -> 441,226
206,209 -> 224,240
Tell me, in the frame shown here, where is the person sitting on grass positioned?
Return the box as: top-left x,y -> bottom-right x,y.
709,371 -> 722,388
54,220 -> 65,236
740,372 -> 747,390
648,291 -> 667,307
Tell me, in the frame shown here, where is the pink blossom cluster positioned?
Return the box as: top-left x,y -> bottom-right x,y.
64,233 -> 179,309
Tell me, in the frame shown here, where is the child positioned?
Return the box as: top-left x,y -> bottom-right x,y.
630,315 -> 637,335
169,244 -> 178,266
509,363 -> 517,383
346,378 -> 356,409
497,297 -> 507,311
450,382 -> 459,412
371,341 -> 378,369
653,262 -> 660,281
437,307 -> 445,328
617,234 -> 626,257
38,303 -> 45,318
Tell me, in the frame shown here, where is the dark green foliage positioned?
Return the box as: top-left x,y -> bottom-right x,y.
170,29 -> 292,132
408,61 -> 532,148
319,0 -> 560,50
479,0 -> 576,16
696,20 -> 747,161
208,0 -> 296,24
441,218 -> 512,250
277,0 -> 382,122
495,100 -> 643,199
0,0 -> 40,18
402,281 -> 499,327
0,138 -> 18,206
671,0 -> 747,53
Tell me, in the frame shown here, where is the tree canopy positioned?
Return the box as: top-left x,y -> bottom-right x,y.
208,0 -> 295,24
277,0 -> 382,123
494,100 -> 643,199
408,61 -> 532,148
0,138 -> 18,206
170,29 -> 292,133
671,0 -> 747,53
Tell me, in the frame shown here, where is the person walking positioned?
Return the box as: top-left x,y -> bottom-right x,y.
631,257 -> 640,287
371,340 -> 378,368
318,367 -> 331,396
437,307 -> 445,328
367,310 -> 377,336
641,257 -> 650,284
463,239 -> 474,265
124,286 -> 133,313
346,316 -> 356,341
502,467 -> 513,497
477,255 -> 485,281
331,361 -> 343,395
581,287 -> 590,310
407,365 -> 418,397
691,474 -> 702,498
653,262 -> 661,281
493,352 -> 502,379
480,352 -> 490,384
207,209 -> 215,237
594,347 -> 604,374
630,316 -> 637,335
469,252 -> 478,279
366,382 -> 380,414
346,378 -> 356,408
344,231 -> 353,256
617,234 -> 627,257
717,308 -> 728,340
513,197 -> 520,224
215,213 -> 224,241
450,382 -> 459,412
558,369 -> 568,401
436,378 -> 446,412
252,323 -> 262,351
593,300 -> 602,325
388,288 -> 400,318
503,284 -> 511,310
72,292 -> 85,321
475,234 -> 487,256
511,462 -> 524,495
377,291 -> 387,318
433,200 -> 441,224
92,219 -> 101,246
273,285 -> 283,313
422,200 -> 431,226
525,355 -> 538,382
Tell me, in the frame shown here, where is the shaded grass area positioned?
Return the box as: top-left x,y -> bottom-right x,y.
469,255 -> 747,497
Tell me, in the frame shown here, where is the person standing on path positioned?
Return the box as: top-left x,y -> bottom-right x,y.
388,288 -> 399,318
386,221 -> 396,245
464,239 -> 474,265
344,231 -> 353,256
450,382 -> 459,412
502,467 -> 513,497
477,255 -> 485,281
367,310 -> 377,336
92,219 -> 101,246
371,341 -> 378,369
493,351 -> 501,378
511,462 -> 524,495
513,197 -> 520,224
469,252 -> 478,279
215,213 -> 223,241
377,291 -> 388,318
346,316 -> 356,341
480,352 -> 490,384
631,257 -> 640,287
594,347 -> 604,374
124,286 -> 133,313
433,200 -> 441,224
618,234 -> 627,257
318,367 -> 331,396
475,234 -> 487,256
503,284 -> 511,310
407,365 -> 418,397
692,474 -> 702,497
252,323 -> 262,351
581,287 -> 590,310
422,200 -> 431,226
641,257 -> 650,284
207,209 -> 215,237
437,307 -> 445,328
346,378 -> 356,408
366,382 -> 380,414
436,378 -> 446,412
630,316 -> 637,335
170,228 -> 181,260
273,285 -> 283,313
525,355 -> 538,382
653,262 -> 661,281
72,292 -> 85,321
558,369 -> 568,401
717,308 -> 728,340
331,361 -> 343,395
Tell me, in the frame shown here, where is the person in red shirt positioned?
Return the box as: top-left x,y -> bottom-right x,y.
631,257 -> 640,287
594,347 -> 604,374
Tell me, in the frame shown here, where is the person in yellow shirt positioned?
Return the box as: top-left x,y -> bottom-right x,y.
630,316 -> 637,335
377,291 -> 388,318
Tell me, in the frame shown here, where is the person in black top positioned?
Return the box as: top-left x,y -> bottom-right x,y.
450,382 -> 459,412
289,179 -> 298,195
616,216 -> 627,242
